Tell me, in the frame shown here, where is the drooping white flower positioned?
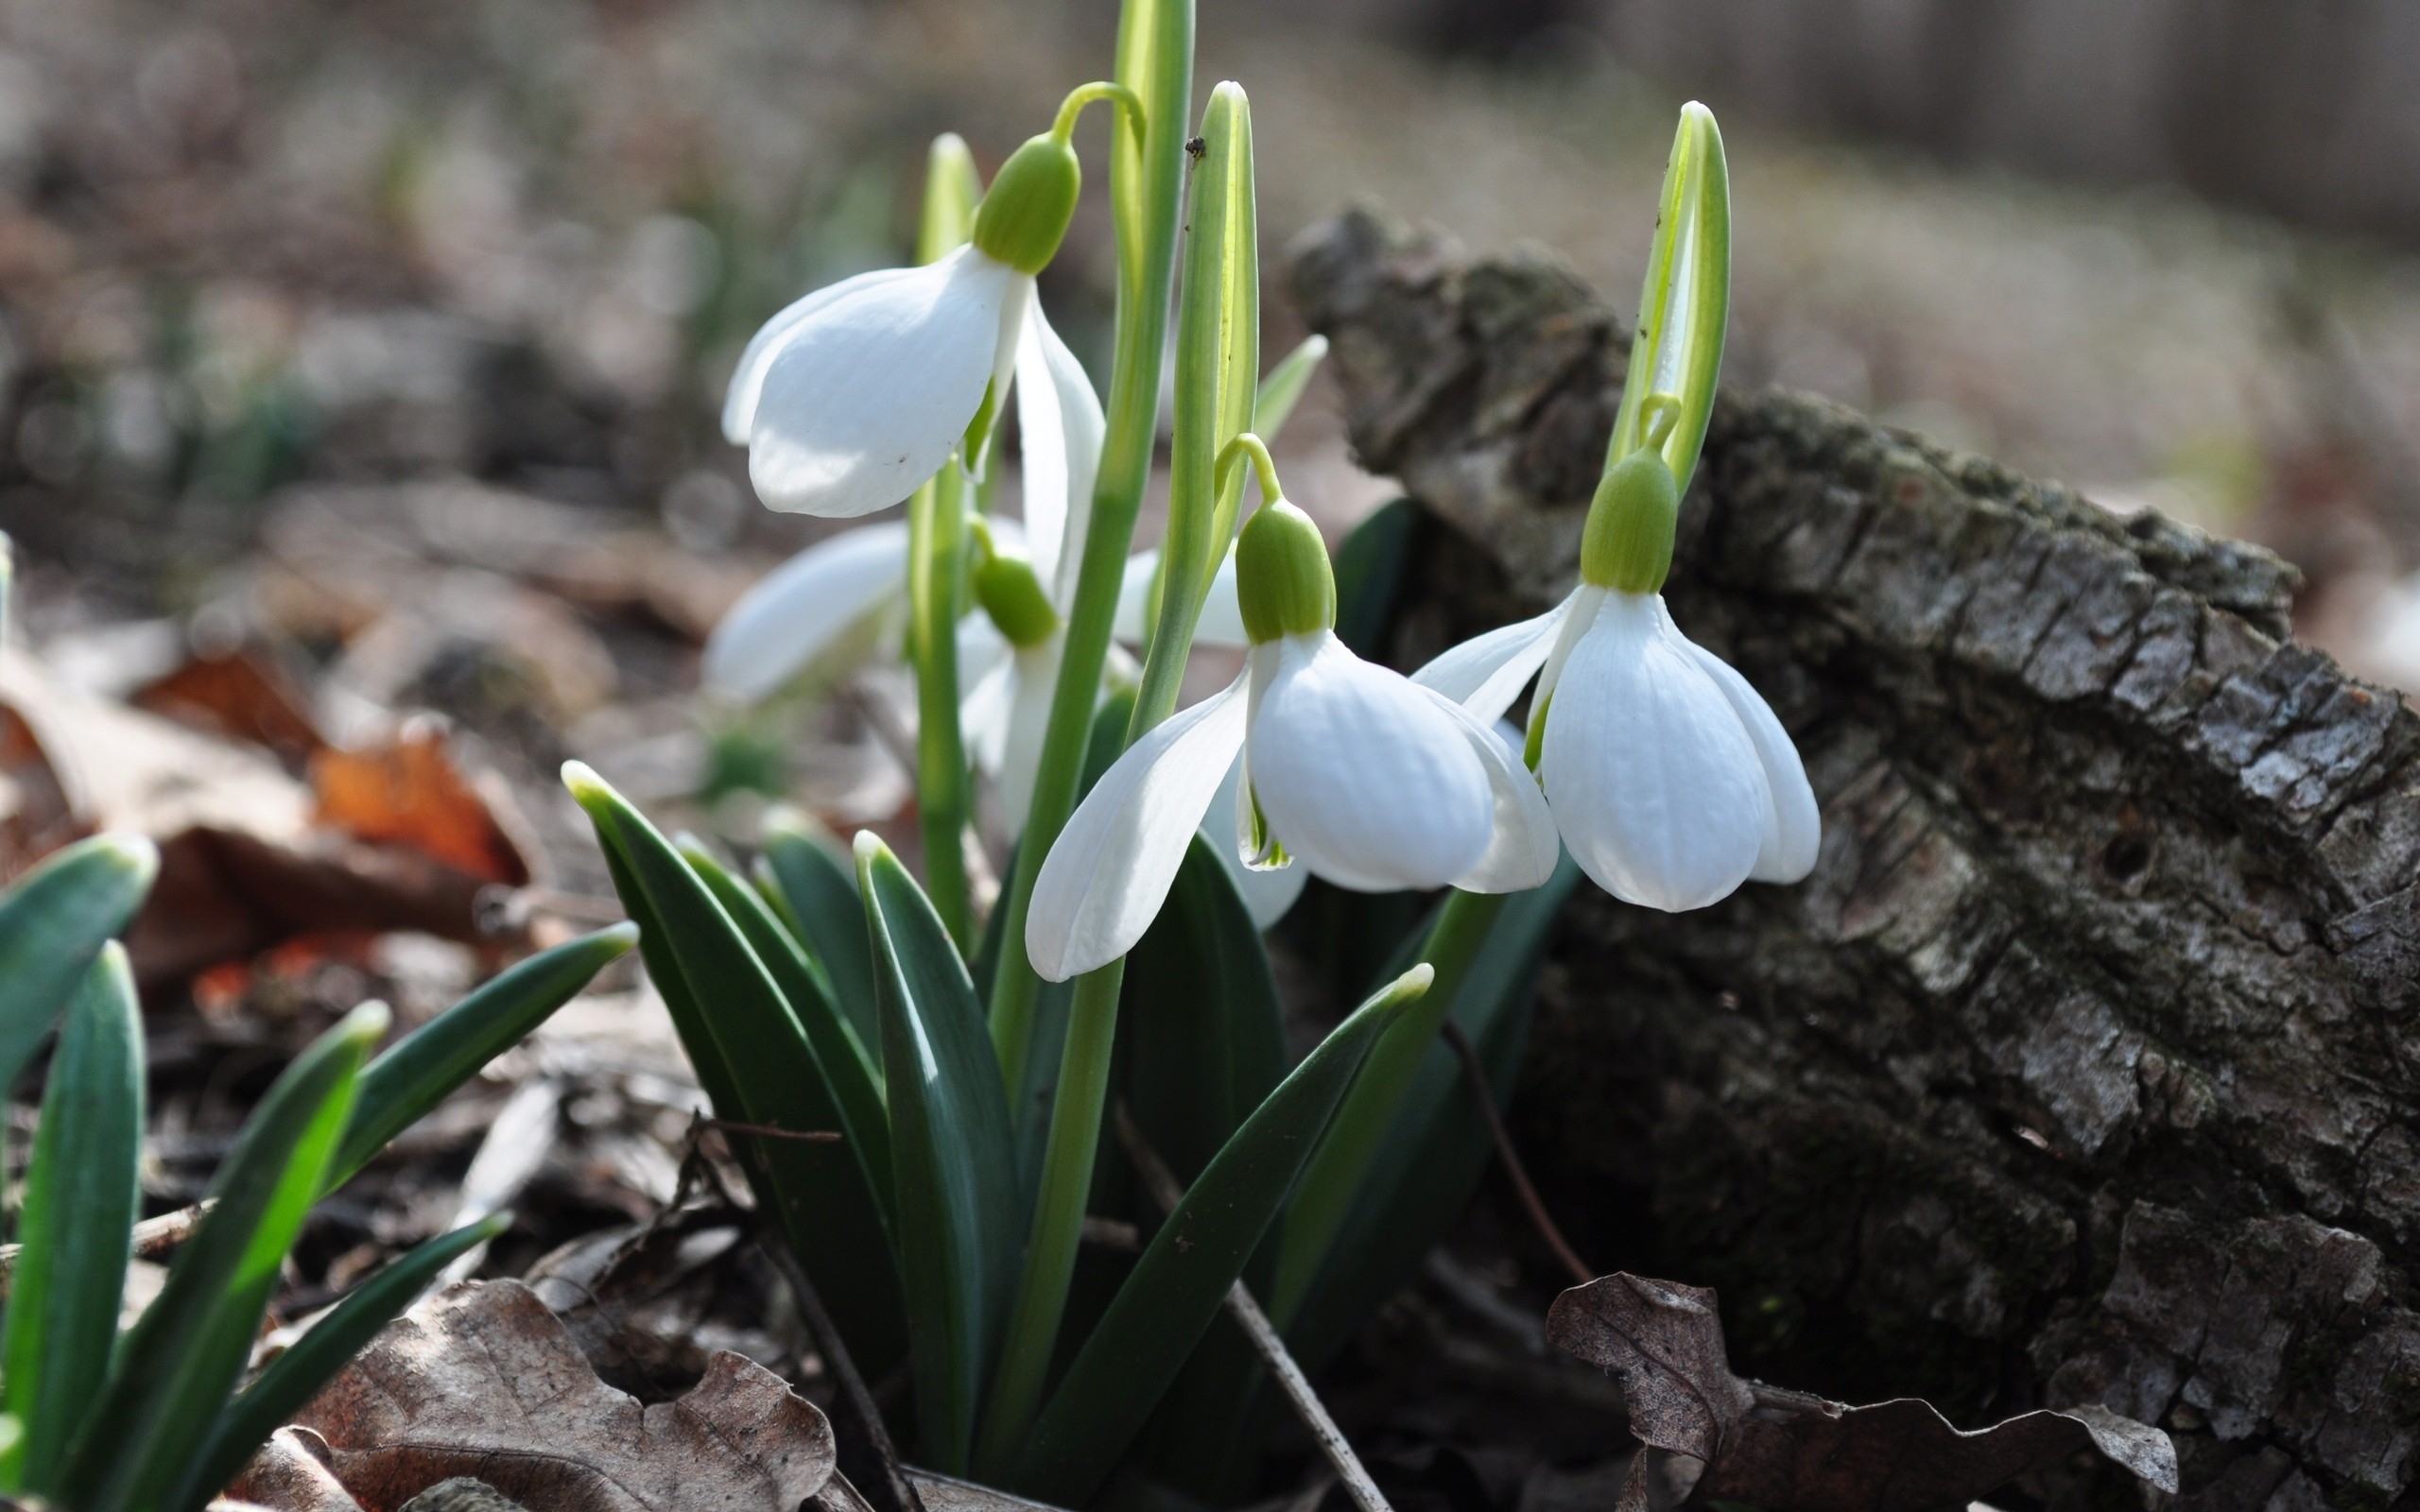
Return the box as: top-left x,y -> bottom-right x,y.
1413,451 -> 1818,910
1028,500 -> 1558,982
720,130 -> 1083,518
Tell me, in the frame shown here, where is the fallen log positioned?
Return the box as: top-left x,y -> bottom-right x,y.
1291,207 -> 2420,1512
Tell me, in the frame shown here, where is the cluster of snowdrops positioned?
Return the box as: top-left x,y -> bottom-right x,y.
572,24 -> 1820,1503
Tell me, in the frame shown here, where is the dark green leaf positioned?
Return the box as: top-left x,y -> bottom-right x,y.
1287,855 -> 1579,1373
1122,835 -> 1286,1186
329,925 -> 636,1191
1331,497 -> 1420,661
2,944 -> 143,1495
57,1003 -> 384,1512
1008,966 -> 1431,1505
0,834 -> 156,1098
179,1213 -> 510,1510
565,765 -> 907,1378
680,836 -> 891,1215
858,834 -> 1019,1475
757,812 -> 878,1049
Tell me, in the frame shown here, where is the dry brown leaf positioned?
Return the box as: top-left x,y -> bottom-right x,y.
0,650 -> 528,985
133,648 -> 328,765
231,1280 -> 837,1512
310,723 -> 531,886
1547,1273 -> 2178,1512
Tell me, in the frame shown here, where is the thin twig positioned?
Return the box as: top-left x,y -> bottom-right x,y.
1439,1022 -> 1594,1288
0,1199 -> 215,1298
758,1237 -> 927,1512
1114,1105 -> 1394,1512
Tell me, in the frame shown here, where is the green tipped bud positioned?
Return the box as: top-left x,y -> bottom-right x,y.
1236,500 -> 1336,644
1581,449 -> 1679,593
973,533 -> 1060,648
970,134 -> 1080,276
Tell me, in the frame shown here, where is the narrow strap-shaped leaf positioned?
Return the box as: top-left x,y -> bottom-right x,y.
758,814 -> 878,1049
0,834 -> 156,1097
857,833 -> 1019,1476
565,766 -> 907,1378
1009,965 -> 1432,1504
56,1003 -> 385,1512
1330,497 -> 1420,662
1122,835 -> 1286,1186
328,925 -> 636,1191
2,944 -> 143,1495
681,837 -> 892,1211
1288,856 -> 1579,1370
177,1212 -> 510,1511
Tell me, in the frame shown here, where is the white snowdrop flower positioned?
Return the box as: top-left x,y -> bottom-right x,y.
1413,449 -> 1818,910
1028,499 -> 1558,982
721,129 -> 1083,518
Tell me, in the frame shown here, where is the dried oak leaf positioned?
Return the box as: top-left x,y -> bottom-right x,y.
1547,1274 -> 2177,1512
230,1280 -> 836,1512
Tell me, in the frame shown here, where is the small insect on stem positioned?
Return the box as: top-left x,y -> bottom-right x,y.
1185,136 -> 1206,160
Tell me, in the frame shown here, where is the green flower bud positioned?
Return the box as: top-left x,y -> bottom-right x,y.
974,537 -> 1060,648
1580,448 -> 1679,593
970,134 -> 1080,276
1236,500 -> 1335,644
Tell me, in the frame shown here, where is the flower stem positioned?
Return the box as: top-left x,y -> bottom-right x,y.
986,0 -> 1192,1098
973,961 -> 1123,1479
908,462 -> 974,951
1267,886 -> 1509,1328
1050,80 -> 1148,153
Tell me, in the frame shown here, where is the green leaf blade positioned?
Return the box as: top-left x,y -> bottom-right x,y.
563,765 -> 907,1378
1122,835 -> 1286,1186
1009,965 -> 1433,1505
2,944 -> 144,1495
680,836 -> 892,1211
758,813 -> 879,1048
330,924 -> 636,1191
857,834 -> 1019,1476
181,1213 -> 510,1509
59,1003 -> 386,1512
0,834 -> 157,1096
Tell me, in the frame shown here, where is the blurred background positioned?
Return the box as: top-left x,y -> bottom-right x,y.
13,0 -> 2420,792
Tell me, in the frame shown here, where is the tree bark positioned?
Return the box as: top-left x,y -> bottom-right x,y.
1290,207 -> 2420,1512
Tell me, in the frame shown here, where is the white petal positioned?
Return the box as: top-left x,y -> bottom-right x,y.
996,638 -> 1063,833
1540,593 -> 1768,910
1424,688 -> 1561,893
721,265 -> 925,445
1670,620 -> 1821,884
702,522 -> 909,701
1246,633 -> 1493,893
748,248 -> 1017,518
957,608 -> 1011,702
1015,302 -> 1105,605
1207,752 -> 1306,927
959,648 -> 1015,776
1027,672 -> 1251,981
1113,545 -> 1246,648
1195,545 -> 1249,647
1412,598 -> 1573,724
1115,550 -> 1161,644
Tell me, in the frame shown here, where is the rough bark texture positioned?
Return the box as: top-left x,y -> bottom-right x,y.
1290,207 -> 2420,1512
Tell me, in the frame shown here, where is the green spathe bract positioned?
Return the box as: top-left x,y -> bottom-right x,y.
1236,499 -> 1335,643
1580,448 -> 1680,593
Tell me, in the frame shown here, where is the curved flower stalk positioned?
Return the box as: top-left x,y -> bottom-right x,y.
722,85 -> 1137,518
1413,104 -> 1818,911
1028,492 -> 1557,983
